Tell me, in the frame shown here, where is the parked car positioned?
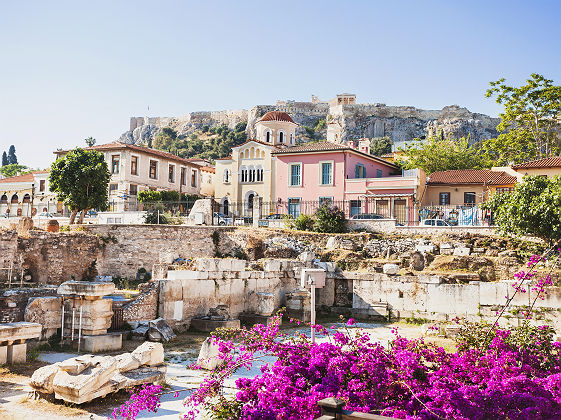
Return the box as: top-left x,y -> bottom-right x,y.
265,213 -> 292,220
350,213 -> 385,220
37,212 -> 55,218
422,219 -> 450,227
213,212 -> 232,226
85,210 -> 98,217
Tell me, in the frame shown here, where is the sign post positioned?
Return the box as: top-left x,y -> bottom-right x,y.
301,268 -> 326,344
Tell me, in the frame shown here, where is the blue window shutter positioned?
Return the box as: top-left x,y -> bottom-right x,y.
355,164 -> 359,178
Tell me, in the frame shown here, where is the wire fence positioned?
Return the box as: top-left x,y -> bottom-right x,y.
0,201 -> 71,218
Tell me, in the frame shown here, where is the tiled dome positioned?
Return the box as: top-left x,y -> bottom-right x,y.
259,111 -> 296,124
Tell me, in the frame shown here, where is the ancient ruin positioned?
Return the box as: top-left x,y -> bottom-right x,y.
29,342 -> 165,404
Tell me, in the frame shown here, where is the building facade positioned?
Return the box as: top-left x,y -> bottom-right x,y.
0,171 -> 60,217
54,142 -> 202,210
214,111 -> 298,216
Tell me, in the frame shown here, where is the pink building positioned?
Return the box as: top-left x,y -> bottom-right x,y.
272,141 -> 426,224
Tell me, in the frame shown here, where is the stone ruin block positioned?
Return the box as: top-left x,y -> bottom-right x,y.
256,292 -> 275,316
57,281 -> 115,297
30,342 -> 166,404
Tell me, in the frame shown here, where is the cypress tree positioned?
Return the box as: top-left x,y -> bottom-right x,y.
7,145 -> 17,165
1,151 -> 8,166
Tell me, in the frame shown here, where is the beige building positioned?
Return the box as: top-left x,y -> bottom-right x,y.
0,171 -> 60,217
214,111 -> 298,216
509,157 -> 561,180
422,169 -> 517,207
55,142 -> 201,210
199,166 -> 215,197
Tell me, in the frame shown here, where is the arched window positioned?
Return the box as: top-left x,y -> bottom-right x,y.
222,198 -> 229,216
256,166 -> 264,182
0,195 -> 7,204
223,169 -> 230,183
279,132 -> 284,143
261,150 -> 265,158
248,166 -> 255,182
290,134 -> 294,145
240,166 -> 247,183
23,194 -> 31,203
250,147 -> 255,158
10,194 -> 18,204
266,131 -> 271,142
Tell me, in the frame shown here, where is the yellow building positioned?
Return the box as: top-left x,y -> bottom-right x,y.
510,157 -> 561,179
214,111 -> 298,216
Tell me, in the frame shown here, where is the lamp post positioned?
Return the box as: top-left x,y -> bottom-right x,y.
301,268 -> 326,344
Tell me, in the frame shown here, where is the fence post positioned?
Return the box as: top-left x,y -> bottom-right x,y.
317,398 -> 345,420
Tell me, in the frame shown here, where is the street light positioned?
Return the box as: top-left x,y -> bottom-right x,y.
300,268 -> 326,344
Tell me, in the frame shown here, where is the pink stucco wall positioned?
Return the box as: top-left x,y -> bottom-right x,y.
275,151 -> 397,203
275,152 -> 346,203
345,152 -> 395,179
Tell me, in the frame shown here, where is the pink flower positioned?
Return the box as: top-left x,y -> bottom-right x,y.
347,318 -> 355,326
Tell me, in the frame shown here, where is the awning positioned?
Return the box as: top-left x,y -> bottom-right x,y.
362,193 -> 415,198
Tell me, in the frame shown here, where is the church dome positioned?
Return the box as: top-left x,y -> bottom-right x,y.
259,111 -> 296,124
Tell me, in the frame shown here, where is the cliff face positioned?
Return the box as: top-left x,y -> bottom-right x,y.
119,101 -> 499,147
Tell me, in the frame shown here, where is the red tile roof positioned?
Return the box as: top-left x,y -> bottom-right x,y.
427,170 -> 517,186
200,166 -> 215,173
259,111 -> 297,124
0,171 -> 49,184
272,141 -> 398,168
512,156 -> 561,169
215,155 -> 232,160
54,142 -> 200,167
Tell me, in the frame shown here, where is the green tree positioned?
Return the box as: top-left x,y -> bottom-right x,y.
0,164 -> 28,178
483,73 -> 561,163
370,137 -> 392,156
483,175 -> 561,243
7,145 -> 17,165
49,148 -> 110,224
153,127 -> 178,152
400,136 -> 489,174
85,137 -> 96,147
1,151 -> 8,166
313,204 -> 347,233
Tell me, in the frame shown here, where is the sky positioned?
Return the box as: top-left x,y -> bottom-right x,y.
1,0 -> 560,169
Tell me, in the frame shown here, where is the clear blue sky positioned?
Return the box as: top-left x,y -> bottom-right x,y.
1,0 -> 560,169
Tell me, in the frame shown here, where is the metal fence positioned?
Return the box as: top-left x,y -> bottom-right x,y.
106,198 -> 200,215
211,198 -> 491,227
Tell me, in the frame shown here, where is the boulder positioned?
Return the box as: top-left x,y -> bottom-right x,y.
326,236 -> 341,250
115,353 -> 141,373
409,251 -> 425,271
131,323 -> 149,339
30,363 -> 60,394
197,338 -> 224,370
147,318 -> 176,343
131,342 -> 164,366
383,263 -> 400,275
53,356 -> 117,399
415,243 -> 437,253
59,355 -> 104,375
298,251 -> 316,263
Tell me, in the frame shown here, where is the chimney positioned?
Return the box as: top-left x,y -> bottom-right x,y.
358,138 -> 370,155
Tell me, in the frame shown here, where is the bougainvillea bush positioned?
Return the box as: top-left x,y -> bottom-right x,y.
114,253 -> 561,419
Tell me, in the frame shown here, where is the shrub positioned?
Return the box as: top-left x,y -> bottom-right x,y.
286,214 -> 314,231
313,204 -> 347,233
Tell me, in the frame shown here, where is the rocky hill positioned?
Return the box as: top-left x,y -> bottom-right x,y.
119,96 -> 499,152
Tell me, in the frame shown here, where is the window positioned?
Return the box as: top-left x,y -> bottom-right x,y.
241,167 -> 248,183
350,200 -> 361,217
319,197 -> 333,207
109,183 -> 118,193
464,192 -> 476,205
39,180 -> 45,192
266,131 -> 271,142
181,167 -> 186,185
289,163 -> 301,186
111,155 -> 120,174
249,167 -> 255,182
191,169 -> 197,187
131,156 -> 138,175
496,187 -> 514,194
355,164 -> 366,178
256,166 -> 263,182
376,169 -> 383,178
288,198 -> 301,217
129,184 -> 138,196
320,162 -> 333,185
223,169 -> 230,183
168,165 -> 175,183
439,192 -> 450,205
149,160 -> 158,179
290,133 -> 294,145
279,132 -> 284,143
